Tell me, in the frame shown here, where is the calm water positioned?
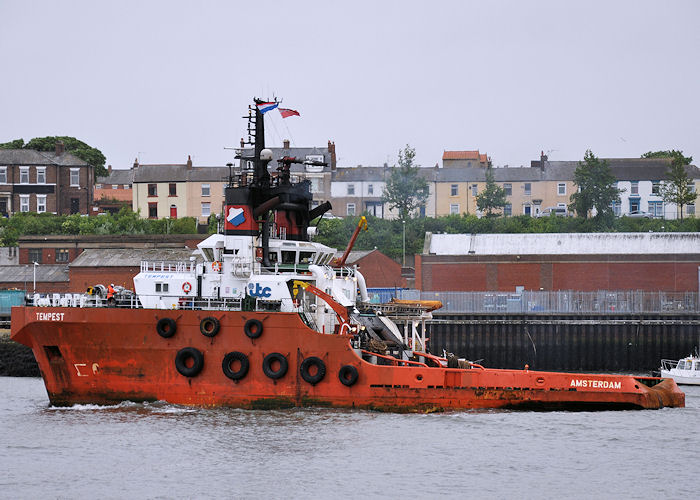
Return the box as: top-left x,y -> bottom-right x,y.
1,377 -> 699,500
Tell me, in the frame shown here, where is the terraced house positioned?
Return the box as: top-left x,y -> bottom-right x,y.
0,141 -> 94,216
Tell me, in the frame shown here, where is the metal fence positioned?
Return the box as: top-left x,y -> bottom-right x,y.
367,288 -> 699,314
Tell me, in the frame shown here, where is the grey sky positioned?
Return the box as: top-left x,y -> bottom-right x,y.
1,0 -> 698,170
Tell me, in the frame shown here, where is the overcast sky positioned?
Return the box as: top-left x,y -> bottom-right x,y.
1,1 -> 698,170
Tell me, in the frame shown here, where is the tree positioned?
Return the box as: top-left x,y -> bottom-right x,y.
0,136 -> 108,178
475,166 -> 507,217
382,145 -> 429,220
569,150 -> 621,220
642,150 -> 696,219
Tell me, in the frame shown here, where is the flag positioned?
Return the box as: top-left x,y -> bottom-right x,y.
278,108 -> 300,118
256,102 -> 279,114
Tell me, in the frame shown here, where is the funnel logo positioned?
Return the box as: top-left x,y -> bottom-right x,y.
226,207 -> 246,226
248,282 -> 271,298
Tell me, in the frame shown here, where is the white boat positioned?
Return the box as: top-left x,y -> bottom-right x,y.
660,353 -> 700,386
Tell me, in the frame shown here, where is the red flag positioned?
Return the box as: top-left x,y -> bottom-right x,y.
278,108 -> 300,118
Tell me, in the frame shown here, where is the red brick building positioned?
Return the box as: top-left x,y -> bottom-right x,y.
338,250 -> 406,288
417,232 -> 700,292
0,142 -> 94,216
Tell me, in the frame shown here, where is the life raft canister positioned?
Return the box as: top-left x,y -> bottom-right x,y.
182,282 -> 192,294
212,261 -> 222,272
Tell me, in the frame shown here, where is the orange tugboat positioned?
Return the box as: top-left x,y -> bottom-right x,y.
11,99 -> 684,411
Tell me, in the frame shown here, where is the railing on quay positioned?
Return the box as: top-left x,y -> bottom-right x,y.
367,288 -> 699,314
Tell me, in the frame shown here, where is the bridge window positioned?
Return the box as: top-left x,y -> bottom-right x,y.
155,283 -> 169,293
281,251 -> 296,264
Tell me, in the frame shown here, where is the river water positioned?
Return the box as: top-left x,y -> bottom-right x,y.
1,376 -> 698,500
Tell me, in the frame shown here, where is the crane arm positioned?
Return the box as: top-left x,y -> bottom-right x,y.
292,280 -> 350,327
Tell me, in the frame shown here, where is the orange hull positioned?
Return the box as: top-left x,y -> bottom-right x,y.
11,307 -> 685,410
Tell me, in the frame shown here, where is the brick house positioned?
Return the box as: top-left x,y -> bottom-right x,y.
0,141 -> 94,216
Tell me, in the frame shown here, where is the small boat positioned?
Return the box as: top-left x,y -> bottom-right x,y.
660,352 -> 700,386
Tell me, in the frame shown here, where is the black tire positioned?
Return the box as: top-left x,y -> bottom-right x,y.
222,351 -> 249,381
175,347 -> 204,377
244,318 -> 263,339
156,317 -> 177,338
300,356 -> 326,385
338,365 -> 359,386
200,316 -> 220,337
262,352 -> 288,380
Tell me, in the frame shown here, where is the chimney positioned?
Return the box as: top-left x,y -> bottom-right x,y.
133,158 -> 139,169
108,165 -> 112,174
539,150 -> 547,172
283,139 -> 290,149
328,140 -> 336,171
240,138 -> 245,148
55,140 -> 65,155
186,155 -> 193,169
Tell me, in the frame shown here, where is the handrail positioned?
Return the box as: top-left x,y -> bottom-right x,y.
412,351 -> 447,368
360,350 -> 428,367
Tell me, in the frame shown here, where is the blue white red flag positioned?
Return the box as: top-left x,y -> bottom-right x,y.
278,108 -> 300,118
256,102 -> 279,114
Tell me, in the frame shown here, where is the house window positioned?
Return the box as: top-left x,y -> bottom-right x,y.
70,168 -> 80,187
112,184 -> 118,190
0,166 -> 6,183
55,249 -> 69,263
524,183 -> 531,196
451,184 -> 458,196
124,184 -> 131,189
504,203 -> 512,216
687,204 -> 696,216
148,184 -> 157,197
201,202 -> 211,217
201,183 -> 210,197
503,183 -> 512,196
368,183 -> 374,195
611,201 -> 621,216
347,203 -> 355,216
20,194 -> 29,212
629,198 -> 640,212
471,184 -> 478,196
28,248 -> 42,264
36,167 -> 46,184
651,181 -> 661,195
450,204 -> 460,215
169,183 -> 177,196
524,205 -> 531,216
649,201 -> 663,217
347,184 -> 355,195
310,178 -> 321,193
95,183 -> 103,189
148,202 -> 158,218
557,183 -> 566,195
20,167 -> 29,184
37,195 -> 47,213
630,181 -> 639,195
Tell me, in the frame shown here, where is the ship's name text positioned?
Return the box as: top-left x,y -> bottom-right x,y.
570,379 -> 622,389
36,312 -> 65,321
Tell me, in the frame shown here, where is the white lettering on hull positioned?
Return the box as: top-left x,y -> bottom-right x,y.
570,379 -> 622,390
35,312 -> 65,322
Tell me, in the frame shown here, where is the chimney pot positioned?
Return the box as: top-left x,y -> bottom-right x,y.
186,155 -> 193,169
108,165 -> 112,174
283,139 -> 290,149
133,158 -> 139,169
240,138 -> 245,148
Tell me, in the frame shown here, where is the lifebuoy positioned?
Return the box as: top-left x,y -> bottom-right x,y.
262,352 -> 288,379
182,282 -> 192,294
175,347 -> 204,377
212,261 -> 222,272
156,317 -> 177,338
222,351 -> 249,380
338,365 -> 359,386
200,316 -> 220,337
300,356 -> 326,385
244,318 -> 263,339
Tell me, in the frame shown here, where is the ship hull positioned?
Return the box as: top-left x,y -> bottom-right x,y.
11,307 -> 684,410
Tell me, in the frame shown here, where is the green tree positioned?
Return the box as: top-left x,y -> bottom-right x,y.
381,145 -> 429,220
642,150 -> 696,219
1,136 -> 108,178
475,166 -> 507,217
569,150 -> 621,220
